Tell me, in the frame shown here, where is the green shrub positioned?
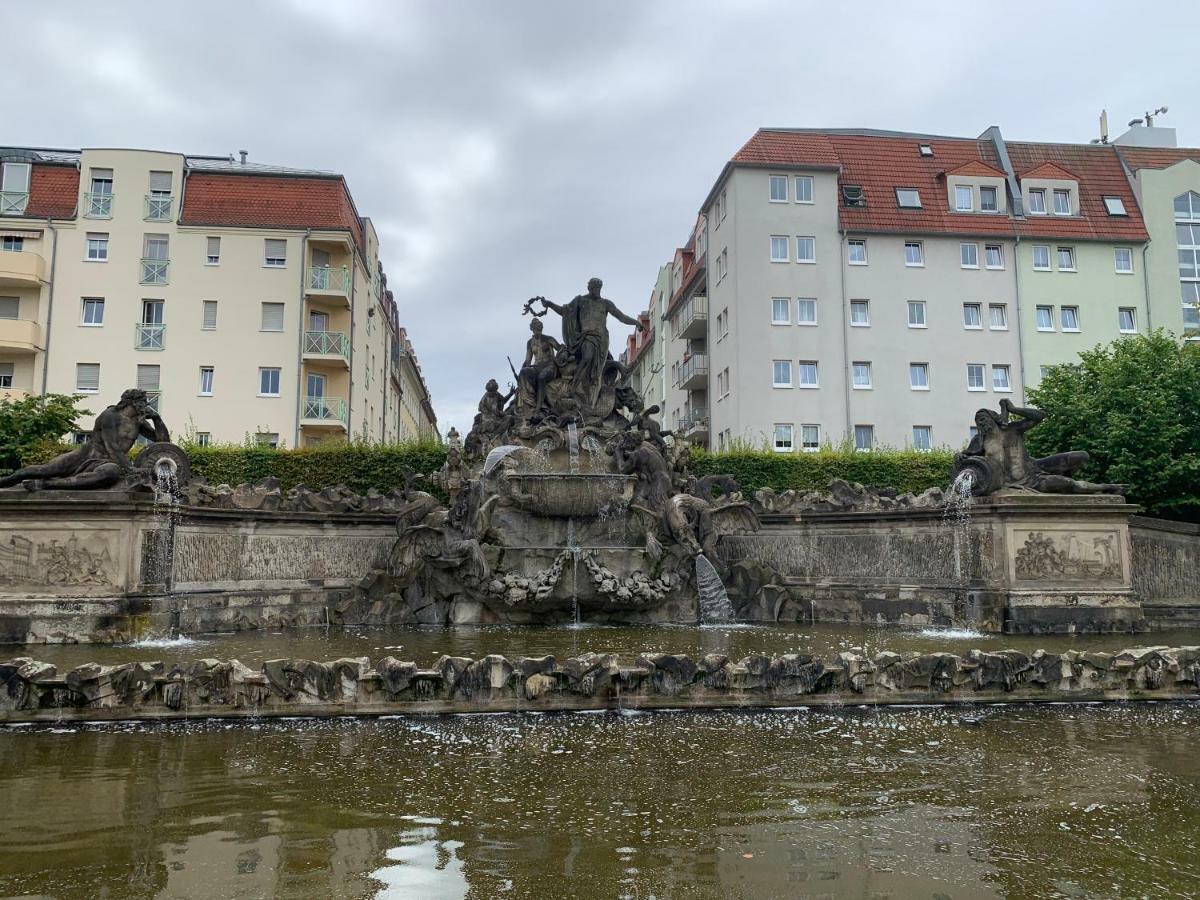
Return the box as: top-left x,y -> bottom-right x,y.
690,447 -> 955,495
0,393 -> 88,474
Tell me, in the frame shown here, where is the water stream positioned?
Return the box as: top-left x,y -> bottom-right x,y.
695,554 -> 735,623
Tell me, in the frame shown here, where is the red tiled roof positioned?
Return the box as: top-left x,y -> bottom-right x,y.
180,172 -> 364,248
1019,161 -> 1077,180
1001,143 -> 1146,241
945,160 -> 1006,177
732,131 -> 840,168
26,164 -> 78,218
1116,146 -> 1200,171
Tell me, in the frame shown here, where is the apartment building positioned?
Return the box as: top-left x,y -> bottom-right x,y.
0,146 -> 438,446
636,123 -> 1199,452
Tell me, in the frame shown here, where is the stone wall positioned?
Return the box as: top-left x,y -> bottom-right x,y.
1131,516 -> 1200,628
2,645 -> 1197,723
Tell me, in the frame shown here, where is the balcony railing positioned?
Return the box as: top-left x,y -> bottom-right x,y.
678,354 -> 709,390
302,396 -> 348,425
302,330 -> 349,359
306,266 -> 351,294
140,258 -> 169,284
135,323 -> 165,350
0,191 -> 28,215
84,193 -> 113,218
673,294 -> 708,340
145,391 -> 162,412
144,194 -> 174,220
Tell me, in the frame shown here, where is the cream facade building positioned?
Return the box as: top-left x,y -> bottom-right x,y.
632,124 -> 1198,453
0,146 -> 437,446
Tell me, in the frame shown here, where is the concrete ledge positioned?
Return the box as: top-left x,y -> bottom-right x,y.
2,646 -> 1197,724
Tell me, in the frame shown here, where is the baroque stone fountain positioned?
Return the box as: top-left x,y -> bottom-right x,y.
347,278 -> 760,626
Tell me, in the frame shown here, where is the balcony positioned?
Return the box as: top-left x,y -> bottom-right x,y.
678,353 -> 709,390
145,391 -> 162,413
0,249 -> 46,287
682,408 -> 709,444
135,323 -> 165,350
0,318 -> 42,354
84,193 -> 113,219
673,294 -> 708,340
302,330 -> 350,367
144,194 -> 174,221
0,191 -> 29,216
301,396 -> 348,429
139,258 -> 169,285
306,266 -> 351,300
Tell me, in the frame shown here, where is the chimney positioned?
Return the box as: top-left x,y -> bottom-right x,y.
238,150 -> 248,165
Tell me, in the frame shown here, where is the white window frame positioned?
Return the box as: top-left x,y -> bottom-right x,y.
907,301 -> 926,328
1118,307 -> 1137,334
847,239 -> 867,265
0,297 -> 18,320
199,366 -> 214,396
258,367 -> 282,397
202,300 -> 218,331
853,425 -> 874,453
1028,189 -> 1047,215
1032,245 -> 1051,270
797,361 -> 819,388
1056,246 -> 1076,271
1036,306 -> 1055,331
794,176 -> 813,204
1060,305 -> 1080,332
795,236 -> 816,264
851,361 -> 872,389
801,424 -> 820,452
770,235 -> 789,263
960,243 -> 979,269
85,233 -> 108,262
992,364 -> 1012,392
206,236 -> 221,266
772,359 -> 792,388
1053,189 -> 1071,216
912,426 -> 933,452
196,432 -> 211,447
904,241 -> 924,267
768,175 -> 788,203
988,303 -> 1008,330
909,362 -> 930,391
260,302 -> 285,332
796,298 -> 817,326
264,239 -> 287,267
954,185 -> 973,212
966,364 -> 986,391
849,300 -> 870,327
771,297 -> 790,325
984,244 -> 1004,270
979,186 -> 998,212
75,362 -> 100,393
1103,196 -> 1127,216
896,188 -> 922,209
81,297 -> 105,326
773,423 -> 794,453
962,303 -> 983,330
1114,247 -> 1133,274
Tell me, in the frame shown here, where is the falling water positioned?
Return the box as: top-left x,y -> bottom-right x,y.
566,517 -> 581,627
532,438 -> 556,472
695,554 -> 735,623
580,434 -> 604,473
150,460 -> 181,592
924,470 -> 980,635
482,445 -> 524,478
566,423 -> 580,476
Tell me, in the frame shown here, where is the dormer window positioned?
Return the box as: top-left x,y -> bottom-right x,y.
1103,196 -> 1127,216
895,188 -> 922,209
1028,189 -> 1046,214
955,185 -> 973,212
1053,189 -> 1071,216
980,186 -> 998,212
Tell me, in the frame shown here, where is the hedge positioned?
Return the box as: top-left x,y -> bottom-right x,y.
690,448 -> 955,495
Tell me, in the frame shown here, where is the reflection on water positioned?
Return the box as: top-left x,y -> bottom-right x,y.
1,704 -> 1198,898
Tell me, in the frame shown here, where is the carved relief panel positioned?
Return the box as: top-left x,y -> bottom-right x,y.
1008,527 -> 1128,588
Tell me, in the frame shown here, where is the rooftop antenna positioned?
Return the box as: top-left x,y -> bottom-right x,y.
238,150 -> 248,165
1144,106 -> 1168,127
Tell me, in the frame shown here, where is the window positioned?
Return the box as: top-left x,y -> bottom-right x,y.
904,241 -> 924,266
1053,189 -> 1071,216
1039,366 -> 1051,380
76,362 -> 100,393
992,364 -> 1012,391
717,367 -> 730,398
960,243 -> 978,268
896,188 -> 922,208
801,424 -> 820,452
912,426 -> 932,451
771,297 -> 790,324
196,432 -> 211,447
985,244 -> 1003,269
1061,306 -> 1080,332
854,425 -> 874,452
1114,247 -> 1133,274
796,236 -> 815,263
770,235 -> 789,262
146,171 -> 173,219
909,363 -> 929,390
206,236 -> 221,265
264,239 -> 287,267
1032,245 -> 1051,270
81,297 -> 104,326
955,185 -> 973,212
261,302 -> 285,331
773,424 -> 794,452
1104,196 -> 1127,216
772,359 -> 792,388
255,432 -> 279,449
979,186 -> 998,212
258,367 -> 281,396
967,364 -> 986,391
1119,308 -> 1137,333
0,297 -> 17,319
0,236 -> 21,251
963,303 -> 982,329
141,234 -> 169,284
718,307 -> 729,338
85,233 -> 108,261
850,300 -> 870,326
0,162 -> 31,215
918,143 -> 933,157
1056,246 -> 1076,271
798,361 -> 818,387
202,300 -> 218,330
794,175 -> 813,204
847,240 -> 867,264
796,298 -> 817,325
0,362 -> 12,389
199,366 -> 214,396
852,361 -> 872,389
715,248 -> 728,281
1036,306 -> 1054,330
1025,189 -> 1045,215
988,304 -> 1008,329
769,175 -> 788,202
907,301 -> 926,327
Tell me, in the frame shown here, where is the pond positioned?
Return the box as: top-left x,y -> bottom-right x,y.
1,703 -> 1197,898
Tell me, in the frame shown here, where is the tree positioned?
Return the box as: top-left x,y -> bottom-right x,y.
0,393 -> 88,473
1026,332 -> 1200,521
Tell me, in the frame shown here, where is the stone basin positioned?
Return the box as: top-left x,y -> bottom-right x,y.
504,473 -> 636,518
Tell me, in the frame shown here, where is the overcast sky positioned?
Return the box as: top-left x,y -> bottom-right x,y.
8,1 -> 1196,434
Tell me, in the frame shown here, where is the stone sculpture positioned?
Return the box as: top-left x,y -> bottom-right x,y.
954,399 -> 1127,496
0,388 -> 186,492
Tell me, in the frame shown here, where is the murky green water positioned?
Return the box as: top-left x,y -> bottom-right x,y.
1,704 -> 1198,898
8,623 -> 1200,671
